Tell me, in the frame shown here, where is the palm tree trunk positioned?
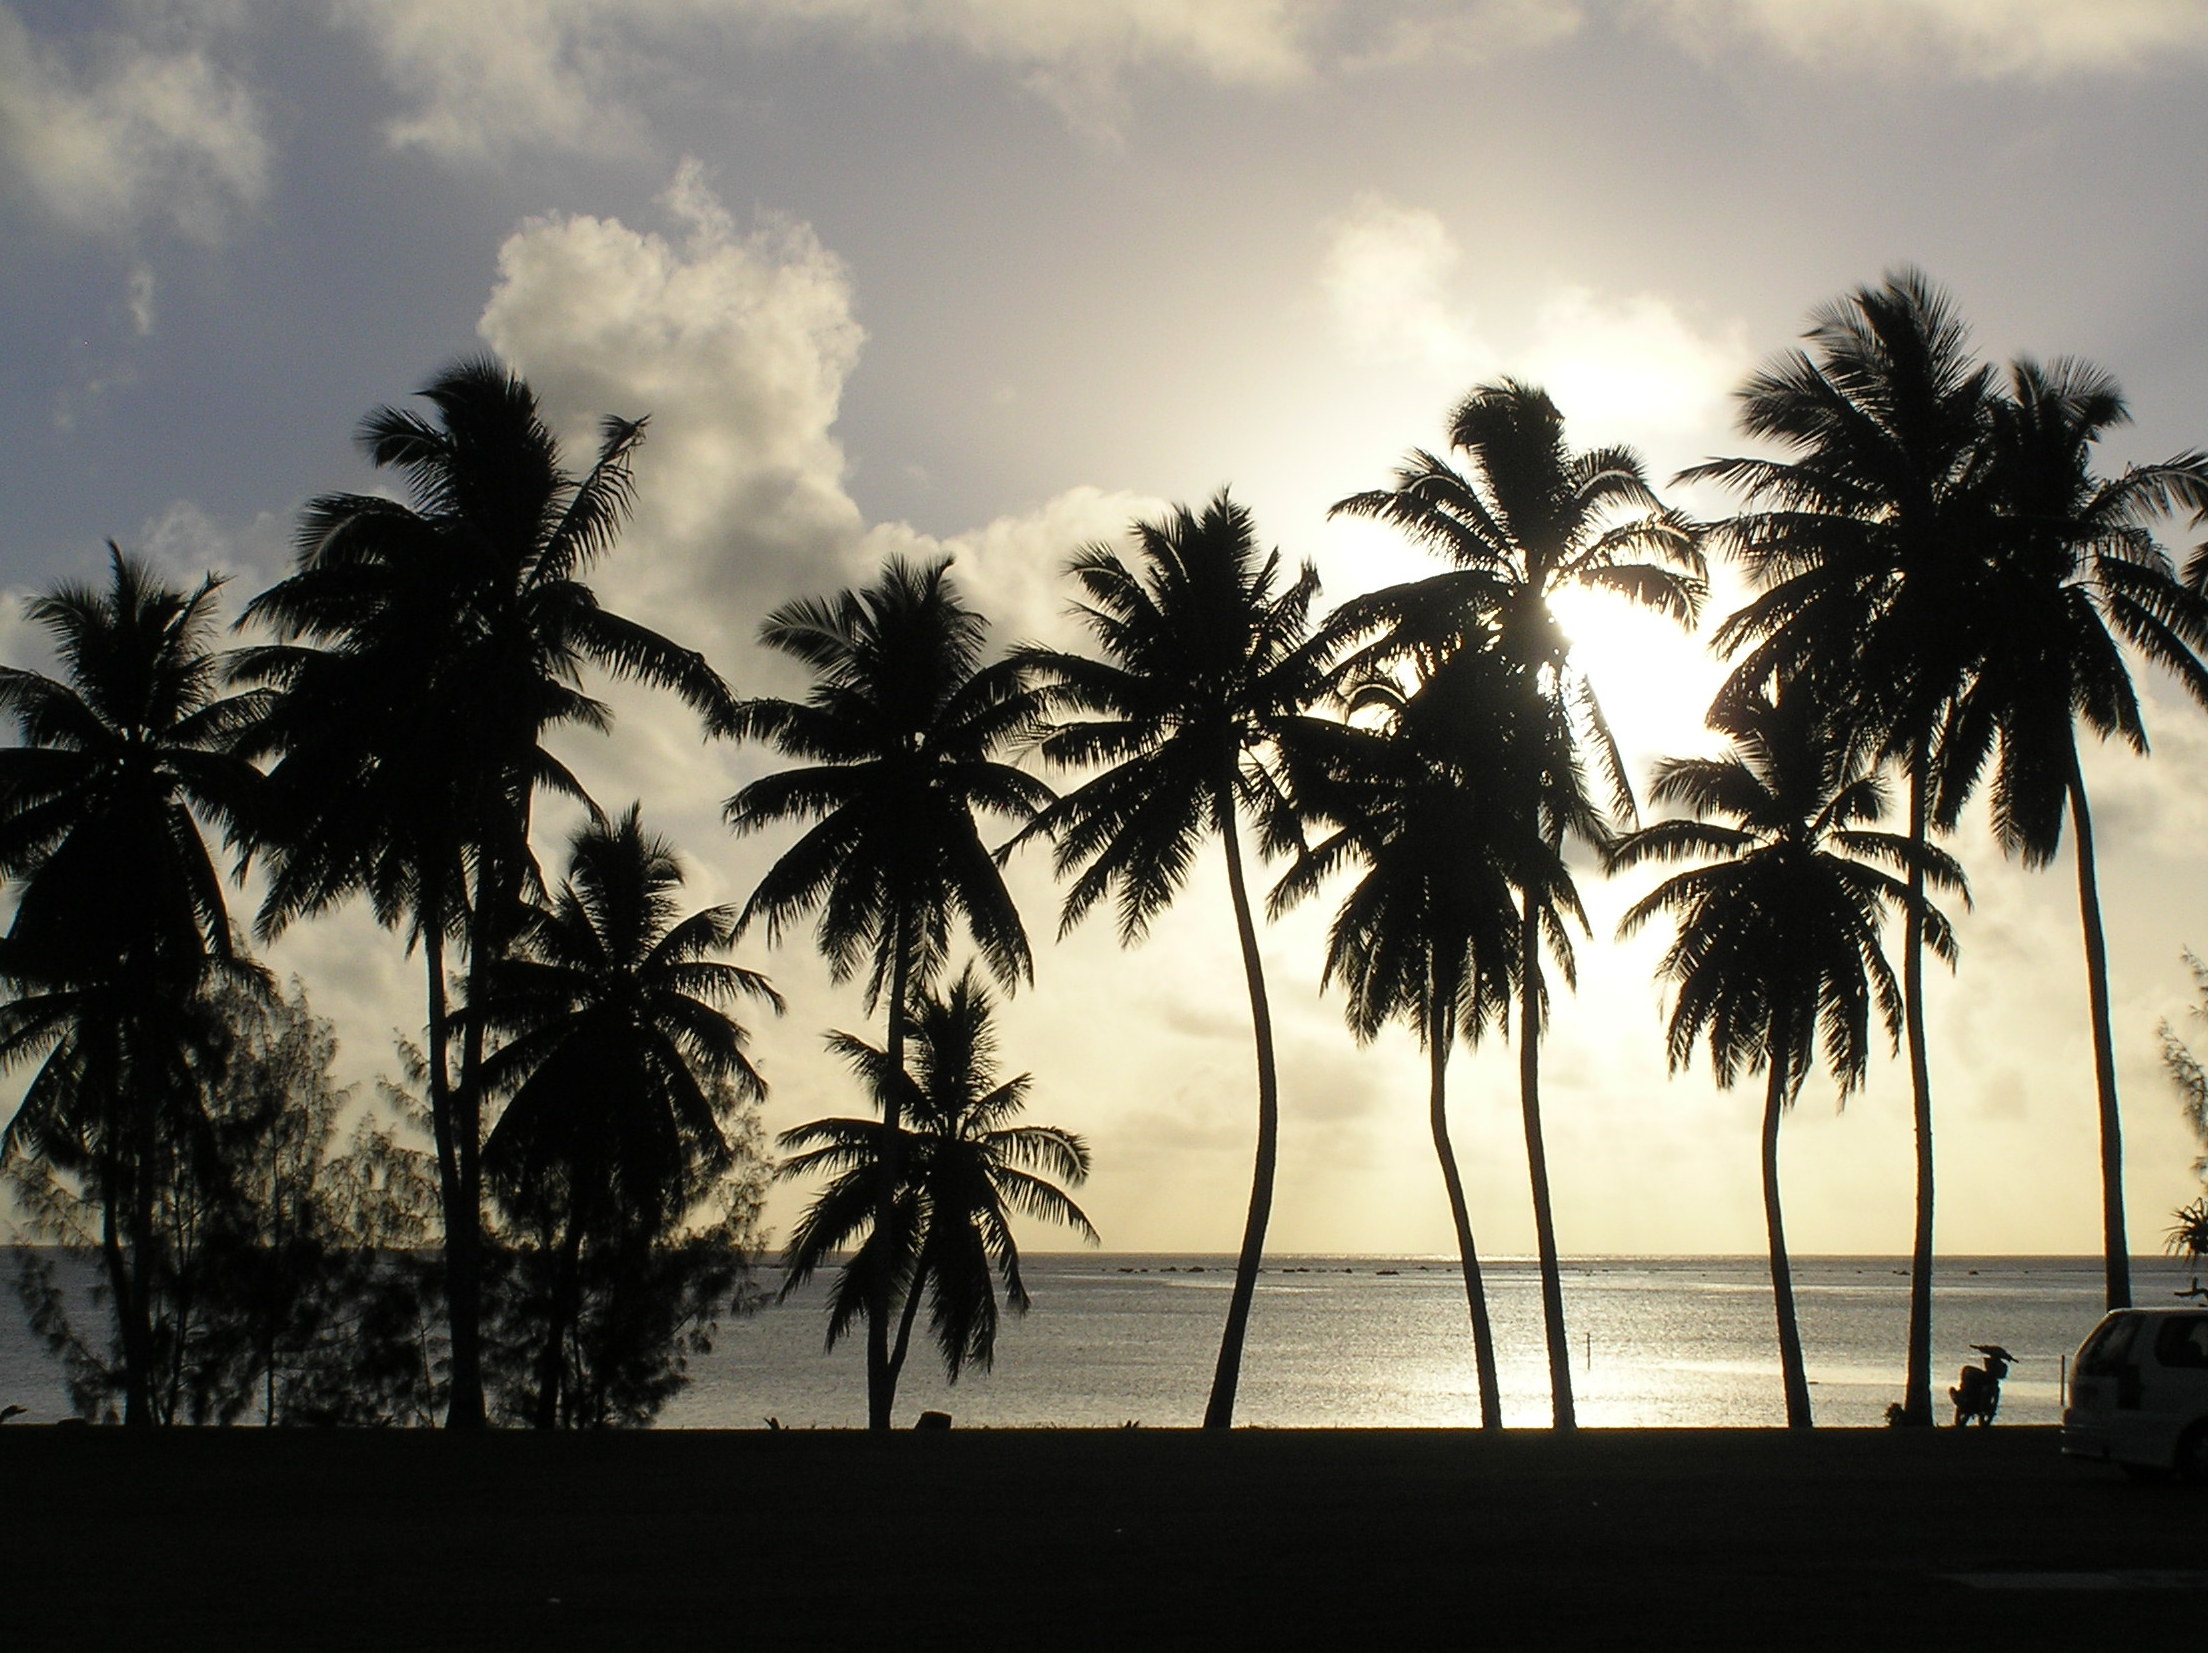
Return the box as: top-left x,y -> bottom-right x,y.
1900,752 -> 1936,1427
534,1219 -> 585,1429
1519,899 -> 1575,1431
869,911 -> 912,1432
1428,990 -> 1501,1429
421,921 -> 485,1430
1762,1044 -> 1812,1428
447,910 -> 492,1432
2068,758 -> 2129,1311
100,1154 -> 152,1429
1204,777 -> 1279,1431
888,1257 -> 930,1397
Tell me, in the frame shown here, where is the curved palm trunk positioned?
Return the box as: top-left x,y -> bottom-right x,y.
1203,781 -> 1279,1431
2068,759 -> 2129,1311
1428,994 -> 1501,1429
1762,1046 -> 1812,1428
868,913 -> 913,1432
1900,754 -> 1936,1427
888,1256 -> 930,1400
1519,900 -> 1575,1431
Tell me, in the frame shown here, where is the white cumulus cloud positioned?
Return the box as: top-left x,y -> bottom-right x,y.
1641,0 -> 2208,78
0,2 -> 269,241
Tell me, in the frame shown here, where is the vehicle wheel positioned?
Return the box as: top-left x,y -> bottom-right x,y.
2176,1425 -> 2208,1487
2119,1461 -> 2172,1485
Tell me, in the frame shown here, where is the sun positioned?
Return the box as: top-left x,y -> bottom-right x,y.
1546,586 -> 1726,771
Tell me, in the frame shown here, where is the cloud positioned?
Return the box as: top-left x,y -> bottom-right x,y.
1319,195 -> 1489,375
476,158 -> 872,658
1640,0 -> 2208,78
0,2 -> 269,241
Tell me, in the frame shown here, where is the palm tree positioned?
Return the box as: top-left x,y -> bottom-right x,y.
1935,358 -> 2208,1311
1019,491 -> 1329,1429
237,357 -> 737,1427
1331,382 -> 1703,1429
1271,638 -> 1559,1428
1686,270 -> 1998,1424
778,964 -> 1096,1410
0,548 -> 264,1424
1610,682 -> 1964,1426
725,554 -> 1051,1430
475,805 -> 780,1427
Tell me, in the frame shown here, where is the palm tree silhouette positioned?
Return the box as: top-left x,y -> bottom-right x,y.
1332,382 -> 1703,1429
1018,491 -> 1328,1429
725,555 -> 1050,1430
1610,682 -> 1963,1426
1687,270 -> 1997,1424
1272,639 -> 1561,1428
1936,358 -> 2208,1311
0,548 -> 264,1424
475,805 -> 780,1428
238,358 -> 736,1426
779,964 -> 1096,1409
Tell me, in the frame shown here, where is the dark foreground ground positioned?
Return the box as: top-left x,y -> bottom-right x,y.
2,1425 -> 2200,1650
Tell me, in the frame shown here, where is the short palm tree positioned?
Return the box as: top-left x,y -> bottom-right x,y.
725,554 -> 1051,1430
1331,382 -> 1703,1429
1936,357 -> 2208,1310
1610,682 -> 1964,1426
1272,638 -> 1560,1428
1687,270 -> 1998,1424
0,548 -> 264,1424
475,805 -> 780,1428
778,965 -> 1096,1410
238,357 -> 737,1426
1018,490 -> 1329,1429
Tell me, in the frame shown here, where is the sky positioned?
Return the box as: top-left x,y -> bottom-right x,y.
6,0 -> 2208,1261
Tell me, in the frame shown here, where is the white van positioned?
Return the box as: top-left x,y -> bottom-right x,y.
2061,1307 -> 2208,1481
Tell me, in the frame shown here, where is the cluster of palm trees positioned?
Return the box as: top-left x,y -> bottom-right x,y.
6,268 -> 2204,1432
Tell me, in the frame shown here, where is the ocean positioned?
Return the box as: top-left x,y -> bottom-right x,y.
10,1252 -> 2198,1429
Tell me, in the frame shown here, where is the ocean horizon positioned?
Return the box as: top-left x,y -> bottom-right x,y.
12,1250 -> 2200,1430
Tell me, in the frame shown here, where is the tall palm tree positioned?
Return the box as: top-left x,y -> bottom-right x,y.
779,964 -> 1096,1410
237,358 -> 736,1427
725,554 -> 1051,1430
1936,358 -> 2208,1311
1686,270 -> 1998,1424
475,805 -> 780,1428
1019,491 -> 1329,1429
1331,382 -> 1703,1429
0,548 -> 264,1424
1271,638 -> 1559,1428
1610,683 -> 1964,1426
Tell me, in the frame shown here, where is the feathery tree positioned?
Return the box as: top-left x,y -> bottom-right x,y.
1018,491 -> 1329,1429
1687,271 -> 1998,1424
779,964 -> 1095,1411
237,358 -> 736,1427
2158,950 -> 2208,1268
0,548 -> 264,1425
477,806 -> 780,1428
1610,682 -> 1963,1426
1272,637 -> 1561,1428
726,555 -> 1050,1430
1331,382 -> 1703,1428
1937,358 -> 2208,1310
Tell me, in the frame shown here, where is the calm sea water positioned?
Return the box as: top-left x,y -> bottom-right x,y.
8,1253 -> 2199,1429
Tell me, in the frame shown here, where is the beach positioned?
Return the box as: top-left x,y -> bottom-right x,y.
4,1425 -> 2199,1649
